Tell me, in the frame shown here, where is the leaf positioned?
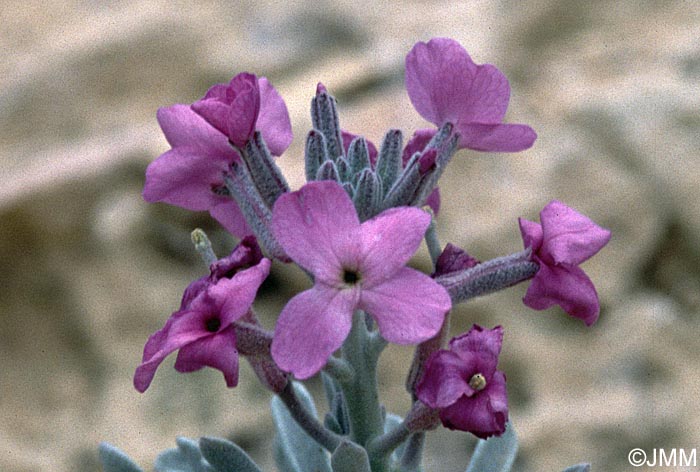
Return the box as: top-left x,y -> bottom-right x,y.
331,441 -> 371,472
98,443 -> 144,472
199,437 -> 261,472
465,422 -> 518,472
154,437 -> 213,472
562,464 -> 591,472
271,382 -> 332,472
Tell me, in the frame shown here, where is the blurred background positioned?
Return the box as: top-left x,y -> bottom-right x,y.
1,1 -> 699,470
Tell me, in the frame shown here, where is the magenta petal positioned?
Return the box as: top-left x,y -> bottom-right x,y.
449,325 -> 503,360
358,207 -> 431,284
402,128 -> 436,166
456,123 -> 537,152
405,38 -> 477,125
433,243 -> 479,276
360,267 -> 450,344
174,325 -> 239,387
518,217 -> 543,253
540,201 -> 612,266
271,287 -> 356,379
461,64 -> 510,123
271,181 -> 359,282
440,371 -> 508,438
257,77 -> 293,156
225,73 -> 260,147
209,200 -> 253,238
134,310 -> 210,392
523,263 -> 600,326
416,350 -> 472,408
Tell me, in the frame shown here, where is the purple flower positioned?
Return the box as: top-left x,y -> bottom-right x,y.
519,200 -> 612,325
416,325 -> 508,439
143,75 -> 291,237
270,181 -> 451,379
191,73 -> 293,154
134,253 -> 271,392
405,38 -> 536,152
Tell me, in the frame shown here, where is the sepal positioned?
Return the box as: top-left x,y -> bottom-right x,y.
271,382 -> 332,472
381,152 -> 421,210
331,440 -> 371,472
311,90 -> 344,162
98,443 -> 144,472
375,129 -> 403,193
241,131 -> 289,208
155,437 -> 213,472
199,437 -> 262,472
353,169 -> 383,221
305,130 -> 330,181
317,160 -> 341,182
465,422 -> 517,472
347,136 -> 371,183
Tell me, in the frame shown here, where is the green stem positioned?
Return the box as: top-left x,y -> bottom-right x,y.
339,311 -> 387,472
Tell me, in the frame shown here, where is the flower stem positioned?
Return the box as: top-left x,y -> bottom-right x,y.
339,311 -> 387,471
399,433 -> 425,471
277,381 -> 343,452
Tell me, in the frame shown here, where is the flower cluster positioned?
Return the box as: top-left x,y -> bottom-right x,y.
135,36 -> 610,448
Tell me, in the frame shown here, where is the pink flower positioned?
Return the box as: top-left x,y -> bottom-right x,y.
191,73 -> 292,154
270,181 -> 451,379
134,249 -> 270,392
143,75 -> 291,237
405,38 -> 536,152
416,325 -> 508,439
519,201 -> 612,325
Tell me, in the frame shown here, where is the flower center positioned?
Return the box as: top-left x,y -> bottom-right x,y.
205,317 -> 221,333
468,373 -> 486,391
342,269 -> 360,285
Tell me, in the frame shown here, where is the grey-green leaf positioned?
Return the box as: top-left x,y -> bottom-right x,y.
154,437 -> 213,472
199,437 -> 261,472
271,382 -> 332,472
562,464 -> 591,472
98,443 -> 144,472
331,441 -> 371,472
465,422 -> 518,472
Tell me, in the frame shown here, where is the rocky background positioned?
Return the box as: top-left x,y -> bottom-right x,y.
1,1 -> 699,471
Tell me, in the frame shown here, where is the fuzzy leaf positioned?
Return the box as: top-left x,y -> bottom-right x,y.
271,382 -> 332,472
465,422 -> 517,472
154,437 -> 213,472
562,464 -> 591,472
199,437 -> 261,472
98,443 -> 144,472
331,441 -> 371,472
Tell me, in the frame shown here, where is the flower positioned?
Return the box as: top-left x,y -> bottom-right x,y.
416,325 -> 508,439
191,72 -> 293,154
405,37 -> 536,152
270,180 -> 451,379
519,200 -> 612,325
143,75 -> 292,237
134,247 -> 271,392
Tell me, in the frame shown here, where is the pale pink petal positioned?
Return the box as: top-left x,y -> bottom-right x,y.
174,325 -> 239,387
271,287 -> 356,379
271,181 -> 359,283
416,350 -> 472,408
157,105 -> 234,153
209,200 -> 252,238
456,123 -> 537,152
359,267 -> 450,344
518,217 -> 543,253
405,37 -> 476,125
461,64 -> 510,123
523,263 -> 600,326
358,207 -> 430,285
257,77 -> 293,156
540,201 -> 612,266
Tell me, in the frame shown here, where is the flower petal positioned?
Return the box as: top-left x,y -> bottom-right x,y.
257,77 -> 293,156
449,325 -> 503,360
271,287 -> 356,379
456,123 -> 537,152
157,104 -> 234,153
271,181 -> 359,283
209,200 -> 252,238
359,267 -> 450,344
401,128 -> 436,166
518,217 -> 543,253
523,263 -> 601,326
405,37 -> 477,125
439,370 -> 508,438
540,200 -> 612,266
225,73 -> 260,147
174,325 -> 239,387
358,207 -> 431,285
416,350 -> 472,408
